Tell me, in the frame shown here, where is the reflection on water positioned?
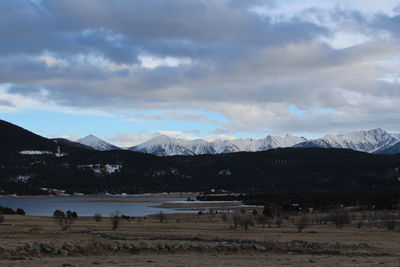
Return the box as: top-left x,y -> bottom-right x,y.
0,196 -> 187,216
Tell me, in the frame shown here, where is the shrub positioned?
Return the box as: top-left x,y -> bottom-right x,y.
239,216 -> 254,230
53,210 -> 77,231
330,208 -> 350,228
156,211 -> 167,223
232,214 -> 240,229
275,217 -> 283,228
294,215 -> 309,233
0,214 -> 4,224
221,213 -> 227,222
381,212 -> 398,231
94,213 -> 102,222
16,208 -> 25,215
256,215 -> 268,228
110,211 -> 121,230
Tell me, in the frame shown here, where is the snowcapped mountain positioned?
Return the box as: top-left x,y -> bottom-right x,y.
76,135 -> 121,151
129,135 -> 210,156
295,129 -> 400,153
130,134 -> 307,156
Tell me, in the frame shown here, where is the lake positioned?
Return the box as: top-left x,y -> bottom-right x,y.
0,195 -> 189,217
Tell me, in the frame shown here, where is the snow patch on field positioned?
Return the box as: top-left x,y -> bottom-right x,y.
19,150 -> 52,155
78,164 -> 122,174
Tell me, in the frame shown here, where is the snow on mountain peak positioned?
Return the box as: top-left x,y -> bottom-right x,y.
296,128 -> 398,153
131,133 -> 307,156
76,135 -> 120,151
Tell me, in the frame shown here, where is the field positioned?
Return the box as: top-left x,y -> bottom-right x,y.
0,209 -> 399,266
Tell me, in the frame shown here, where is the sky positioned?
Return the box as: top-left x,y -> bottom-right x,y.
1,0 -> 400,147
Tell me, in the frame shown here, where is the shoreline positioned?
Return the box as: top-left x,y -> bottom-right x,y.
0,192 -> 199,199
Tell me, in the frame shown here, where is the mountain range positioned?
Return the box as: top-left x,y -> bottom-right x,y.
75,129 -> 400,155
1,119 -> 400,195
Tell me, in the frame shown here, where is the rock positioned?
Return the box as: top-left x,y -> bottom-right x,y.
253,244 -> 266,251
62,242 -> 75,252
40,243 -> 54,253
108,243 -> 118,251
58,249 -> 69,256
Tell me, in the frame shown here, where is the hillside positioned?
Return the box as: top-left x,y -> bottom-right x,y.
0,120 -> 399,195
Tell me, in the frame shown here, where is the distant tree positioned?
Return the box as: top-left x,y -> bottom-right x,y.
16,208 -> 25,215
156,211 -> 167,223
221,213 -> 227,222
256,215 -> 268,228
94,213 -> 102,222
330,208 -> 350,228
110,211 -> 121,230
294,215 -> 309,233
381,212 -> 398,231
275,217 -> 283,228
232,214 -> 240,229
53,210 -> 77,231
239,216 -> 254,230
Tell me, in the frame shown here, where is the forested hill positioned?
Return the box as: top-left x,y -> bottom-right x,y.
1,119 -> 400,195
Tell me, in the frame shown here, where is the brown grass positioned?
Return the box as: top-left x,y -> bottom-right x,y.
0,212 -> 399,266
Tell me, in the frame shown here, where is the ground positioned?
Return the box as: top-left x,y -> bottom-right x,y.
0,209 -> 399,266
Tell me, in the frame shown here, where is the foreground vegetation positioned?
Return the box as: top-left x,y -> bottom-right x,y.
0,205 -> 399,266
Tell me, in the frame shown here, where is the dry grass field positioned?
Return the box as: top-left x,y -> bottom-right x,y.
0,210 -> 399,266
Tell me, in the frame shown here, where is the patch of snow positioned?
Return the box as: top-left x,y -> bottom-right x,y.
105,164 -> 122,174
19,150 -> 52,155
76,135 -> 120,151
14,175 -> 32,182
218,169 -> 232,175
78,164 -> 122,175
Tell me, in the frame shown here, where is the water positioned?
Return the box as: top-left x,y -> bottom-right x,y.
0,195 -> 188,217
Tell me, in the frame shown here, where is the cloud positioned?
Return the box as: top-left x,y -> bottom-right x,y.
0,99 -> 15,108
1,0 -> 400,135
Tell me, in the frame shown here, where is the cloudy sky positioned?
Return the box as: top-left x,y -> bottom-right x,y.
1,0 -> 400,146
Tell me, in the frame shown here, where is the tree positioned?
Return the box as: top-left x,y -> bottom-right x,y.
156,211 -> 166,223
94,213 -> 102,222
381,212 -> 398,231
256,214 -> 268,228
16,208 -> 25,215
53,210 -> 77,231
110,211 -> 121,230
294,215 -> 309,233
330,208 -> 350,228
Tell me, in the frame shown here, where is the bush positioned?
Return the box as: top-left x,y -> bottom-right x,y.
53,210 -> 77,231
0,214 -> 4,224
221,213 -> 227,222
0,205 -> 16,215
239,216 -> 254,230
330,208 -> 350,228
256,215 -> 268,228
110,211 -> 121,230
381,212 -> 397,231
275,217 -> 283,228
232,214 -> 240,229
16,208 -> 25,215
156,211 -> 167,223
94,213 -> 102,222
294,215 -> 309,233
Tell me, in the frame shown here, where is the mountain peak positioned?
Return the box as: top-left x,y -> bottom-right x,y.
76,135 -> 120,151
